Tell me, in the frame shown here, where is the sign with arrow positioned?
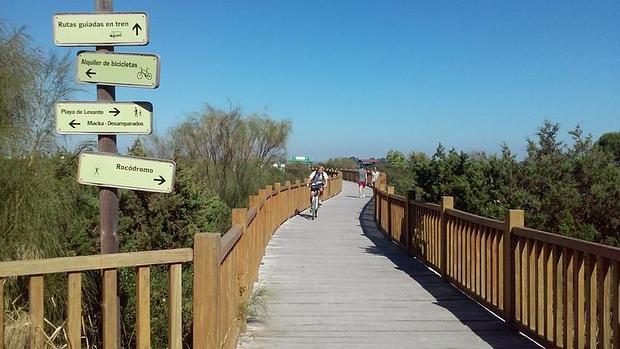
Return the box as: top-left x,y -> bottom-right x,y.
77,51 -> 160,88
54,12 -> 148,46
55,101 -> 153,134
78,152 -> 175,193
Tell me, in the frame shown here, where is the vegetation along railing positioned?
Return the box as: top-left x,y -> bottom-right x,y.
341,168 -> 619,349
0,172 -> 343,348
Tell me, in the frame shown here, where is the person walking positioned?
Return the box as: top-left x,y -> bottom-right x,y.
357,165 -> 367,198
371,167 -> 380,188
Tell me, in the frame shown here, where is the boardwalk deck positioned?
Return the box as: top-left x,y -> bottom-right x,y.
239,182 -> 537,349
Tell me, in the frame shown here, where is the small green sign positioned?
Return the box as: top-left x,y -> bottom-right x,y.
54,12 -> 148,46
77,51 -> 160,88
56,101 -> 153,134
78,152 -> 175,193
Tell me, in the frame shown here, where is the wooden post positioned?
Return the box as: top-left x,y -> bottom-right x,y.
0,279 -> 4,349
284,180 -> 291,218
168,264 -> 182,349
29,275 -> 44,349
232,208 -> 248,333
504,210 -> 524,326
387,186 -> 395,238
294,180 -> 300,213
193,233 -> 221,348
67,273 -> 82,349
265,185 -> 273,233
440,196 -> 454,278
102,270 -> 118,349
405,190 -> 415,254
375,185 -> 381,224
95,2 -> 120,345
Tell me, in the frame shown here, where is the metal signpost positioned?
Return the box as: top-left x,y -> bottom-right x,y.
54,12 -> 148,46
77,51 -> 160,88
78,152 -> 175,193
55,101 -> 153,134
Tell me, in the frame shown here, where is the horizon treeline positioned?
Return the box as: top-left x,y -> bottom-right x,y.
382,122 -> 620,247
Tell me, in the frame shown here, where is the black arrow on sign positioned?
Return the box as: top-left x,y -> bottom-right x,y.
69,119 -> 81,128
109,108 -> 120,117
85,68 -> 96,78
133,23 -> 142,36
153,175 -> 166,185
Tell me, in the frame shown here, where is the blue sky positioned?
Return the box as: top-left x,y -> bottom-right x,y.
2,1 -> 619,160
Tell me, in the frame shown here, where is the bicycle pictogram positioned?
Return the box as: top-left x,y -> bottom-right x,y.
137,67 -> 152,80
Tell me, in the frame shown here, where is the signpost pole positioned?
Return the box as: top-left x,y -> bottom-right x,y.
96,0 -> 119,256
95,0 -> 120,346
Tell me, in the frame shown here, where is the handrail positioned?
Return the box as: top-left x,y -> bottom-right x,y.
365,175 -> 620,348
0,248 -> 193,277
445,207 -> 505,231
220,225 -> 243,264
513,226 -> 620,261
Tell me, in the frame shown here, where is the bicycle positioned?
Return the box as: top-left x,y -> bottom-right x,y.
136,67 -> 153,80
309,184 -> 322,220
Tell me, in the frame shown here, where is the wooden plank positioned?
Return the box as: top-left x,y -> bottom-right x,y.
67,272 -> 82,349
0,278 -> 4,349
493,230 -> 499,308
0,248 -> 193,277
29,275 -> 44,349
612,261 -> 619,349
220,225 -> 243,264
475,224 -> 481,297
545,244 -> 554,343
480,226 -> 487,301
168,263 -> 182,349
598,257 -> 608,348
529,239 -> 536,330
568,249 -> 575,347
486,227 -> 492,304
515,237 -> 522,323
536,241 -> 543,335
102,269 -> 118,349
513,227 -> 620,261
523,239 -> 530,328
445,208 -> 505,230
575,252 -> 585,349
555,246 -> 563,346
564,248 -> 574,348
588,254 -> 598,349
136,266 -> 150,349
604,259 -> 612,349
466,221 -> 471,291
499,230 -> 506,311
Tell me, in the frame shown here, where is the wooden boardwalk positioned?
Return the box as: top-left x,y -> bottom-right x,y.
239,182 -> 537,349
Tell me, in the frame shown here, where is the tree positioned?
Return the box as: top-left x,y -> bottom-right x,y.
596,131 -> 620,163
153,104 -> 292,207
0,22 -> 78,157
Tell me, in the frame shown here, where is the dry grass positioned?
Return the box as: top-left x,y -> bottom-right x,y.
4,296 -> 96,349
240,282 -> 274,324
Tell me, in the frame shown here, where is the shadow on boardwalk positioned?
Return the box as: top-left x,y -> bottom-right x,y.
359,198 -> 538,349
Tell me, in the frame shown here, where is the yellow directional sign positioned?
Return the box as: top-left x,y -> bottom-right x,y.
77,51 -> 160,88
56,101 -> 152,134
78,152 -> 175,193
54,12 -> 148,46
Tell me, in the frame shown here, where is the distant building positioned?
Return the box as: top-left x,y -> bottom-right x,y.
358,158 -> 378,166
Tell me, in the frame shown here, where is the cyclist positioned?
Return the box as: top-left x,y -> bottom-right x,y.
306,165 -> 329,205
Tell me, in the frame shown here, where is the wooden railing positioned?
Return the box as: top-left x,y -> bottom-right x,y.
354,173 -> 619,349
0,173 -> 343,348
